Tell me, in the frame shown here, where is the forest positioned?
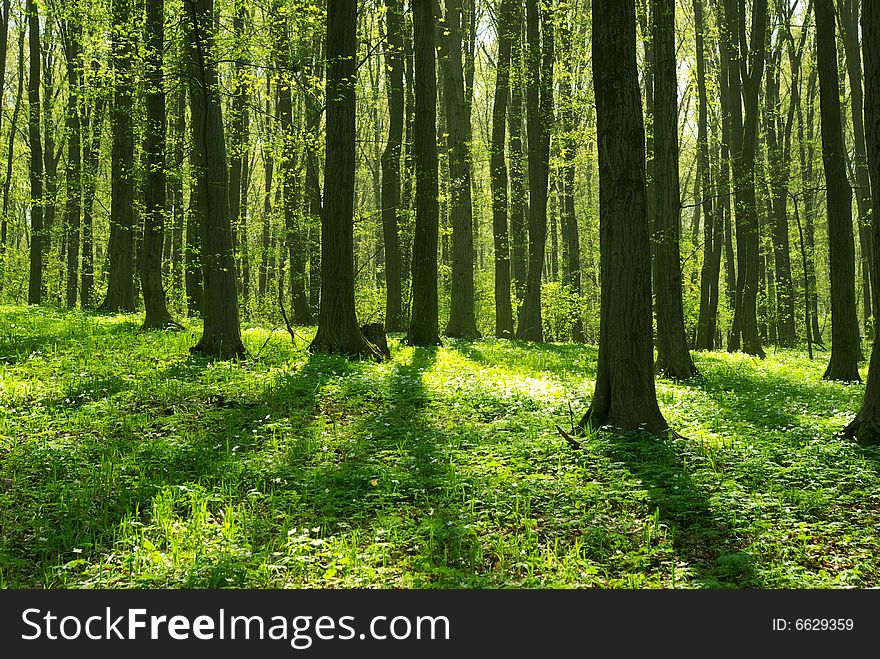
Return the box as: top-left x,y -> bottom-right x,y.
1,0 -> 880,590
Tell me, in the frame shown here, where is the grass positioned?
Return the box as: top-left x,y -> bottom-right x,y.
1,305 -> 879,589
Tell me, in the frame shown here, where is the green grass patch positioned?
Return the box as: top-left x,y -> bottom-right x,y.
1,306 -> 878,589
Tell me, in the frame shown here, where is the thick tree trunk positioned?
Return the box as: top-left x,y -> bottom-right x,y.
185,0 -> 245,359
26,0 -> 43,305
652,0 -> 697,378
579,0 -> 668,436
407,0 -> 441,346
381,0 -> 405,332
443,0 -> 479,338
490,0 -> 514,339
516,0 -> 553,342
141,0 -> 179,330
815,0 -> 861,381
723,0 -> 767,358
100,0 -> 137,312
843,0 -> 880,439
310,0 -> 383,359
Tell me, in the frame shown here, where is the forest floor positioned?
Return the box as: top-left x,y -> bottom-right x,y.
1,305 -> 878,589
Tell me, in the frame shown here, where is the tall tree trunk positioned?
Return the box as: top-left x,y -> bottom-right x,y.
764,40 -> 798,347
259,73 -> 274,300
185,0 -> 245,359
695,0 -> 720,350
558,12 -> 584,343
80,65 -> 106,309
305,58 -> 323,318
516,0 -> 553,342
490,0 -> 514,339
310,0 -> 382,359
169,68 -> 186,300
2,25 -> 24,279
443,0 -> 479,338
652,0 -> 698,378
843,0 -> 880,439
407,0 -> 440,346
229,0 -> 250,314
838,0 -> 874,337
141,0 -> 179,330
381,0 -> 405,332
508,3 -> 528,317
100,0 -> 137,311
815,0 -> 861,381
62,16 -> 83,308
723,0 -> 767,358
580,0 -> 668,435
26,0 -> 43,305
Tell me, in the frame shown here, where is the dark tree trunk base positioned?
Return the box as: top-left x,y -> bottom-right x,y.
445,325 -> 481,340
141,313 -> 184,332
841,415 -> 880,443
578,401 -> 670,438
309,330 -> 387,362
822,362 -> 861,383
655,356 -> 699,381
190,333 -> 247,361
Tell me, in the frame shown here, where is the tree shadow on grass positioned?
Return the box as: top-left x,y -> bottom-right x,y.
599,431 -> 762,588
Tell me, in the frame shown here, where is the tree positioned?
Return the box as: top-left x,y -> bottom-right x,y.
694,0 -> 723,351
652,0 -> 698,378
722,0 -> 768,357
140,0 -> 179,330
100,0 -> 137,312
407,0 -> 441,347
490,0 -> 515,339
309,0 -> 383,359
185,0 -> 245,359
26,0 -> 43,305
60,10 -> 83,308
508,1 -> 527,312
381,0 -> 405,332
815,0 -> 861,382
843,0 -> 880,439
442,0 -> 480,339
579,0 -> 668,435
516,0 -> 553,342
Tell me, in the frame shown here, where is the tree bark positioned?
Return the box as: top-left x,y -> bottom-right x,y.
310,0 -> 383,359
558,12 -> 584,343
443,0 -> 480,338
141,0 -> 179,330
407,0 -> 441,346
815,0 -> 861,381
722,0 -> 767,358
838,0 -> 874,337
844,0 -> 880,439
62,15 -> 83,308
185,0 -> 245,359
508,4 -> 528,315
490,0 -> 514,339
1,24 -> 24,277
381,0 -> 405,332
26,0 -> 43,305
100,0 -> 137,312
652,0 -> 698,378
516,0 -> 553,342
579,0 -> 668,435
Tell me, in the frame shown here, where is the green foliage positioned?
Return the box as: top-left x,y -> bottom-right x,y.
1,307 -> 878,589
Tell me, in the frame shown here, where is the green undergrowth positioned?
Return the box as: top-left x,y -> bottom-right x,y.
1,305 -> 878,589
